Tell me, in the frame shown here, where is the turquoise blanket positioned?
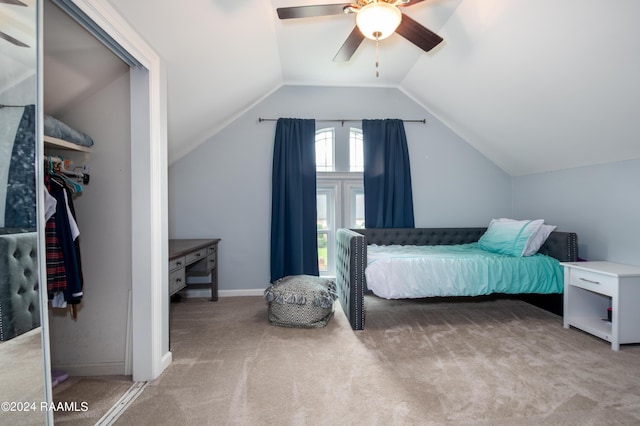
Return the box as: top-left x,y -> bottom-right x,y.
366,243 -> 564,299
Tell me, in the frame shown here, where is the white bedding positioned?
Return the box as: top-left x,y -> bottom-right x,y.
365,243 -> 563,299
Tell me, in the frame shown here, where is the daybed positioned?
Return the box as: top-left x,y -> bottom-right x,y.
335,227 -> 578,330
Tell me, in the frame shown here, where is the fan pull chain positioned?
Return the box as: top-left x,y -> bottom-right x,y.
374,31 -> 381,78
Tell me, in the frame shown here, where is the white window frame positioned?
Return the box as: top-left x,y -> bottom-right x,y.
315,126 -> 365,277
317,173 -> 363,277
349,128 -> 364,172
315,127 -> 335,172
344,181 -> 365,229
316,183 -> 339,275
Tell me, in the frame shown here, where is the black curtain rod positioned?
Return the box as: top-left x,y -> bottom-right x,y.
258,118 -> 426,125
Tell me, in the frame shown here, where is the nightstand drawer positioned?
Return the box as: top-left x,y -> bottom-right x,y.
169,256 -> 185,272
569,269 -> 617,296
169,269 -> 186,295
185,248 -> 207,264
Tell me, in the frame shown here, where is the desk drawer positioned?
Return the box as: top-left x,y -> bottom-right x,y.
169,256 -> 185,272
169,269 -> 186,295
207,253 -> 217,269
185,248 -> 207,264
569,268 -> 616,296
207,244 -> 217,256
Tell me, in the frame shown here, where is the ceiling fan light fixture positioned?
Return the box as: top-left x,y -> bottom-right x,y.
356,1 -> 402,41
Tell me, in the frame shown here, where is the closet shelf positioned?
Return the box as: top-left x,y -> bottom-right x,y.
44,135 -> 92,153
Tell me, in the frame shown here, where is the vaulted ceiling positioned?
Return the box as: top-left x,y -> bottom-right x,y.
54,0 -> 640,175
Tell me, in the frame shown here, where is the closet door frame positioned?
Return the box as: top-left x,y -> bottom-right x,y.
39,0 -> 169,385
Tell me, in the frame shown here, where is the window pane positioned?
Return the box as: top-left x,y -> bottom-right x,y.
317,188 -> 334,274
317,232 -> 328,272
347,186 -> 365,229
354,192 -> 365,228
349,128 -> 364,172
317,193 -> 328,230
316,128 -> 334,171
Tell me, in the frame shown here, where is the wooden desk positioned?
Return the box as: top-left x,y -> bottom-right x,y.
169,239 -> 220,301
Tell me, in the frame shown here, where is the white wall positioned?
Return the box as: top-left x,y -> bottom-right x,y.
46,71 -> 131,375
169,85 -> 512,292
512,158 -> 640,266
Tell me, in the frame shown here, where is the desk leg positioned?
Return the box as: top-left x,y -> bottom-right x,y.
210,267 -> 218,301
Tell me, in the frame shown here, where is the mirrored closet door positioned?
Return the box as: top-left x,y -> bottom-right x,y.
0,0 -> 51,424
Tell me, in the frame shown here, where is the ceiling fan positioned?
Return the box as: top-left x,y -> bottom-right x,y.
277,0 -> 444,63
0,0 -> 30,48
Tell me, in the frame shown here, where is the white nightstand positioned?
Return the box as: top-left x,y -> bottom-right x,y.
562,261 -> 640,350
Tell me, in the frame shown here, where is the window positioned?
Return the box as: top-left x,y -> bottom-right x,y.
315,128 -> 334,172
349,128 -> 364,172
316,127 -> 364,276
347,183 -> 365,229
314,127 -> 363,172
316,186 -> 336,274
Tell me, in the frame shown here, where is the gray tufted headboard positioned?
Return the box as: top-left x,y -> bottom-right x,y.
335,227 -> 579,330
0,229 -> 40,341
356,227 -> 578,262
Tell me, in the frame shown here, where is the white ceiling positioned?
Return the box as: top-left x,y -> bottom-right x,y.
47,0 -> 640,175
273,0 -> 462,85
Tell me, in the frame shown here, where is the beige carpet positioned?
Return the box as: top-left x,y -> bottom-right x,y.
0,328 -> 47,426
114,296 -> 640,425
52,375 -> 133,425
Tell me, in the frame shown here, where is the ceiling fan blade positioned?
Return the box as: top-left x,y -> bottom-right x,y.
396,0 -> 425,7
333,26 -> 365,62
395,13 -> 443,52
0,30 -> 29,47
0,0 -> 28,5
277,3 -> 353,19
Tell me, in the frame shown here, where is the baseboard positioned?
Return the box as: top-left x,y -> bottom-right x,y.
182,288 -> 264,298
53,354 -> 172,379
159,351 -> 172,377
182,288 -> 211,298
51,361 -> 126,377
219,289 -> 264,297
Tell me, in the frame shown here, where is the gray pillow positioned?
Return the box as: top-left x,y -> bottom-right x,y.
264,275 -> 338,328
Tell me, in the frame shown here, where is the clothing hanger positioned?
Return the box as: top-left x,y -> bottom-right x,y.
56,157 -> 85,193
47,156 -> 83,193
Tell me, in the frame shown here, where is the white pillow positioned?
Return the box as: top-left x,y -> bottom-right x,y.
523,223 -> 557,256
483,218 -> 556,256
478,218 -> 544,257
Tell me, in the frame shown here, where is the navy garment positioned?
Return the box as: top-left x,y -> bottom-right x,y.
5,105 -> 36,228
270,118 -> 319,283
362,119 -> 415,228
47,176 -> 83,304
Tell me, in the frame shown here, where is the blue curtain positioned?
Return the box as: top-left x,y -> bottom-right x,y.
270,118 -> 319,283
362,119 -> 415,228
